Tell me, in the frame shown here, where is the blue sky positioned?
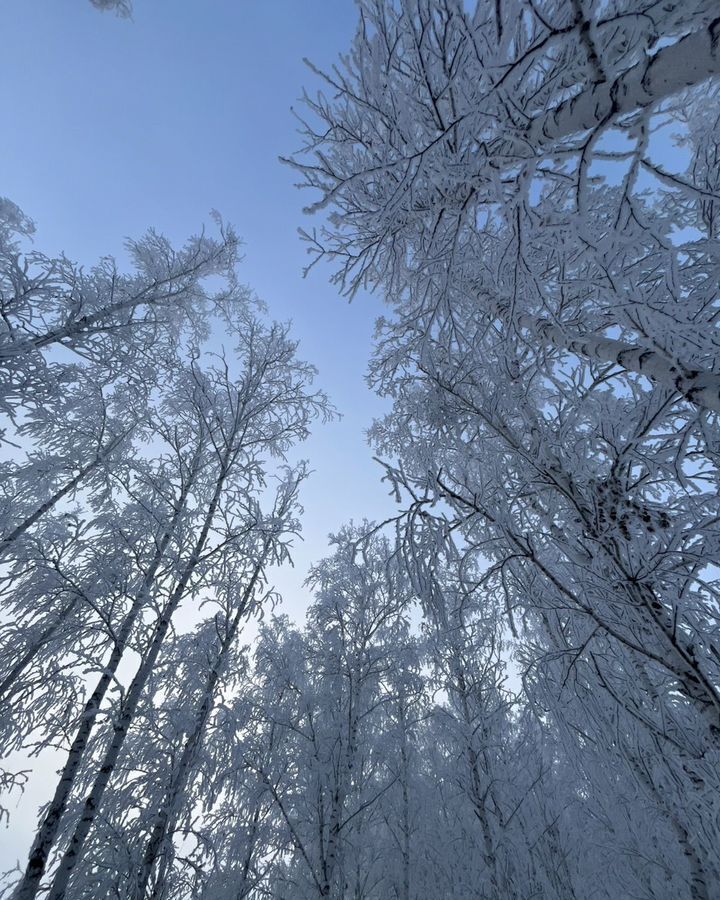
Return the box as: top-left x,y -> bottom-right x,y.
2,0 -> 398,619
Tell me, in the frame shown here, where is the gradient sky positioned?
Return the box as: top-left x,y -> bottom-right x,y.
1,0 -> 399,865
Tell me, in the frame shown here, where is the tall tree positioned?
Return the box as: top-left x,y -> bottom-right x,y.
2,205 -> 328,899
0,199 -> 242,424
287,5 -> 720,895
254,528 -> 414,900
33,325 -> 326,900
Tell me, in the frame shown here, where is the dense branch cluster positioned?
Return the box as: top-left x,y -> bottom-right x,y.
284,1 -> 720,897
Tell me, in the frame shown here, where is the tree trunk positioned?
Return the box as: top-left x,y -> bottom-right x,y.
12,456 -> 200,900
398,702 -> 411,900
44,457 -> 229,900
517,311 -> 720,414
529,19 -> 720,144
134,553 -> 268,899
623,747 -> 711,900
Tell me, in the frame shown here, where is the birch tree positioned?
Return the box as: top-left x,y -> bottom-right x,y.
253,528 -> 414,900
289,9 -> 720,889
9,302 -> 327,900
49,470 -> 305,900
290,0 -> 720,407
34,329 -> 324,900
0,199 -> 242,424
133,468 -> 307,900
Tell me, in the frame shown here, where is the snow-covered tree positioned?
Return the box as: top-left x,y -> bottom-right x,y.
254,528 -> 415,900
286,3 -> 720,897
0,199 -> 241,426
3,207 -> 328,900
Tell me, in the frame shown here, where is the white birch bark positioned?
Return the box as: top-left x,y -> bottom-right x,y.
529,19 -> 720,144
133,550 -> 270,899
11,457 -> 199,900
43,450 -> 231,900
516,311 -> 720,414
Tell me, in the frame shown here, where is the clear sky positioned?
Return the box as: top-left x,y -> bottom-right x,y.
2,0 -> 398,615
1,0 -> 399,865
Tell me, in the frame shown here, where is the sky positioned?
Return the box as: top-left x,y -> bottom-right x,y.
1,0 -> 398,866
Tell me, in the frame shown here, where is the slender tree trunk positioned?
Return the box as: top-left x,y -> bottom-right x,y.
398,702 -> 411,900
234,804 -> 263,900
456,669 -> 501,898
623,747 -> 711,900
625,577 -> 720,741
145,851 -> 172,900
45,454 -> 231,900
675,820 -> 711,900
12,459 -> 199,900
516,311 -> 720,413
134,553 -> 268,899
319,699 -> 358,900
323,796 -> 341,900
543,820 -> 578,900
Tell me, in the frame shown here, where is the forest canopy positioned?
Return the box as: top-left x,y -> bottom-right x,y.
2,2 -> 720,899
